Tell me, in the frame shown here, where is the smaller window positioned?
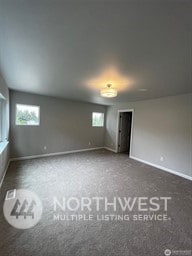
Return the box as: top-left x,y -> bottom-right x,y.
16,104 -> 40,126
92,112 -> 104,127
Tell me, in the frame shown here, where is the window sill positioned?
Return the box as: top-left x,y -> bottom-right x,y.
0,141 -> 9,154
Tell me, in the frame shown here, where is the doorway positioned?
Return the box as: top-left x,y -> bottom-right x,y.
117,110 -> 133,155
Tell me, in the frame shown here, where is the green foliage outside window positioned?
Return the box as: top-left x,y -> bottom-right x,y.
16,110 -> 38,125
16,105 -> 40,125
92,112 -> 104,127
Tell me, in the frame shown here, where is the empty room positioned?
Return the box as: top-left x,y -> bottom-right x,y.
0,0 -> 192,256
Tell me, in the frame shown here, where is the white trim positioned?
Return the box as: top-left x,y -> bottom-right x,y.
130,155 -> 192,181
0,160 -> 10,189
3,150 -> 192,186
116,109 -> 134,154
0,141 -> 9,154
104,147 -> 117,153
0,93 -> 6,100
0,97 -> 7,142
10,147 -> 104,161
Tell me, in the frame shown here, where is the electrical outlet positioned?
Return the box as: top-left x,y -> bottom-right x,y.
88,142 -> 91,146
160,156 -> 164,162
44,146 -> 47,151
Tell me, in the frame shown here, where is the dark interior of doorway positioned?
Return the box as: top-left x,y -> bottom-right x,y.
118,112 -> 132,155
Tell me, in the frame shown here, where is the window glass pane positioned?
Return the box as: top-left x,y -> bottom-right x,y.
0,101 -> 2,141
16,104 -> 40,126
0,93 -> 7,142
92,112 -> 104,127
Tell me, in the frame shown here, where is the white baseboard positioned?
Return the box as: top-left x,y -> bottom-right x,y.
8,149 -> 192,181
10,147 -> 104,161
130,155 -> 192,181
104,147 -> 117,153
0,160 -> 10,189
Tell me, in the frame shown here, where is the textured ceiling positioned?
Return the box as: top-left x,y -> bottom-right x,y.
0,0 -> 191,105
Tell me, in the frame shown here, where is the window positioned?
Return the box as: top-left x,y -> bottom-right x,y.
16,104 -> 40,126
0,100 -> 3,142
92,112 -> 104,127
0,95 -> 6,142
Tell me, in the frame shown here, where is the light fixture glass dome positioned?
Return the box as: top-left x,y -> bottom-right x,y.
100,84 -> 118,98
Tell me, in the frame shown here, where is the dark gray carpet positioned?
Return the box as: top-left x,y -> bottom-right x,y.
0,149 -> 191,256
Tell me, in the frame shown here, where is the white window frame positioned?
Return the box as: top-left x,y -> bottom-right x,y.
0,95 -> 6,142
15,104 -> 40,126
92,112 -> 104,127
0,100 -> 3,142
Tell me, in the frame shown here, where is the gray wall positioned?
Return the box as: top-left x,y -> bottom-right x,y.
10,91 -> 106,158
9,90 -> 192,178
105,94 -> 192,177
0,73 -> 9,183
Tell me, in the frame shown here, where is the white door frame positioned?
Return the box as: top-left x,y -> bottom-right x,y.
116,109 -> 134,155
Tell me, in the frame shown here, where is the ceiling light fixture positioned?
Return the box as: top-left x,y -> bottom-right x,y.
100,84 -> 118,98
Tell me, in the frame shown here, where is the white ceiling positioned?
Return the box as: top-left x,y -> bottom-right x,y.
0,0 -> 191,105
